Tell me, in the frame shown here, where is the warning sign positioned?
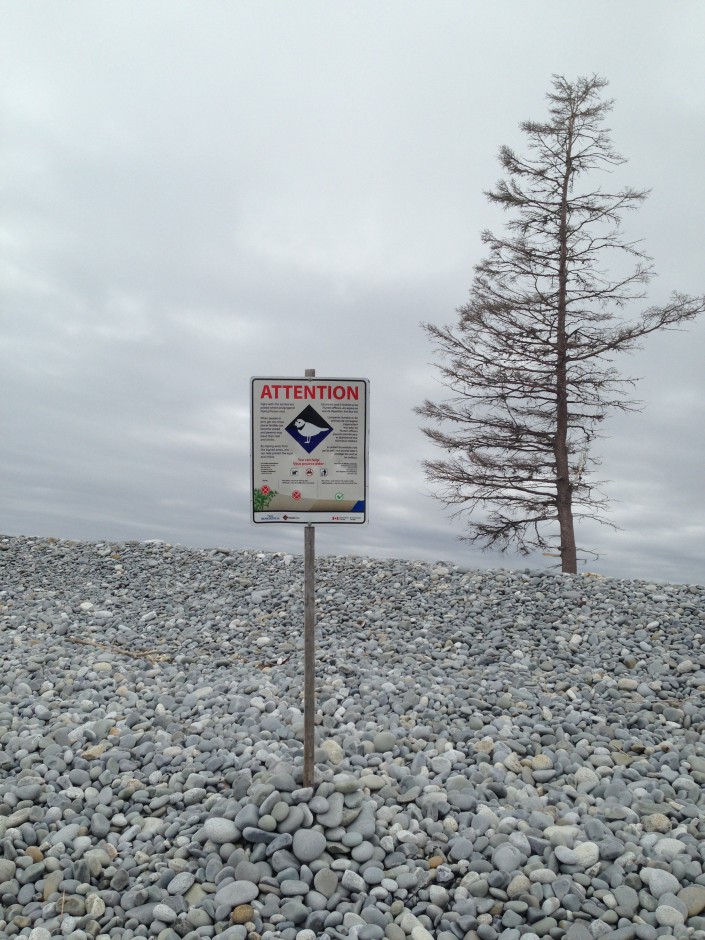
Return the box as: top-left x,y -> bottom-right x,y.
251,377 -> 369,524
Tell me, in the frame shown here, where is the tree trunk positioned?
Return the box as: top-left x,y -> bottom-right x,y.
555,440 -> 577,574
555,118 -> 578,575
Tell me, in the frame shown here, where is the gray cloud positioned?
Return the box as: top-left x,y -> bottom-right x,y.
2,1 -> 704,585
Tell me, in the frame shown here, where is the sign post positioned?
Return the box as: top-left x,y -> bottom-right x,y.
251,371 -> 369,787
303,528 -> 315,785
303,369 -> 316,788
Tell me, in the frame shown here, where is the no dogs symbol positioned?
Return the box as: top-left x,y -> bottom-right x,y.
286,406 -> 333,454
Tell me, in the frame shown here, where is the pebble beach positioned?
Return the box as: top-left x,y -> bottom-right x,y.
1,535 -> 705,940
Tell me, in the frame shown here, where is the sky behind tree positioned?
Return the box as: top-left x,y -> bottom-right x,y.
2,1 -> 704,584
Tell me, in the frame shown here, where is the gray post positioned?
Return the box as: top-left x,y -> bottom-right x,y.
303,368 -> 316,787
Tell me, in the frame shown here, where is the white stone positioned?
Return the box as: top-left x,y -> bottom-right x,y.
545,824 -> 580,847
429,885 -> 450,907
529,868 -> 557,884
399,911 -> 435,940
152,903 -> 177,923
653,837 -> 687,861
319,739 -> 345,764
574,766 -> 600,790
641,867 -> 681,898
655,904 -> 686,927
85,894 -> 106,918
204,817 -> 239,844
573,841 -> 600,867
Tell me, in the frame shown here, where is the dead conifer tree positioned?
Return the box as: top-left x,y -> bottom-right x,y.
417,75 -> 704,574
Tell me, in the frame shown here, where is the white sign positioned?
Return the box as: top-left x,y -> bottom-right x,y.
251,377 -> 369,524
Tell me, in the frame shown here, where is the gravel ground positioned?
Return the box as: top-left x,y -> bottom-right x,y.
1,534 -> 704,940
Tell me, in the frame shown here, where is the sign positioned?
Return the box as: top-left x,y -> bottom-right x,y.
251,377 -> 369,524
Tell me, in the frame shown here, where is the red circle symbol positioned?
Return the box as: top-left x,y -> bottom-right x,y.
261,485 -> 270,495
292,490 -> 302,501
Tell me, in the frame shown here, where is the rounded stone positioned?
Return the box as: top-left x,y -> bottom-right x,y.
653,838 -> 686,862
362,866 -> 384,886
677,885 -> 705,917
643,813 -> 671,833
204,817 -> 239,844
314,867 -> 339,898
448,837 -> 474,861
168,871 -> 196,895
292,827 -> 327,863
507,874 -> 531,897
655,904 -> 686,927
152,903 -> 177,923
271,801 -> 290,822
231,903 -> 255,924
641,867 -> 681,898
373,731 -> 396,752
258,813 -> 277,831
332,773 -> 360,794
320,739 -> 345,763
214,880 -> 259,907
85,894 -> 106,918
492,844 -> 524,872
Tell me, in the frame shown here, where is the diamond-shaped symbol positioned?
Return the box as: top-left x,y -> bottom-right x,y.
286,406 -> 333,454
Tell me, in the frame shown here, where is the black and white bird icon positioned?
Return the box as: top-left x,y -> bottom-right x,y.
294,418 -> 328,445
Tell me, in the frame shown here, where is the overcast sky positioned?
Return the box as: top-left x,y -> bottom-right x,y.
2,1 -> 704,585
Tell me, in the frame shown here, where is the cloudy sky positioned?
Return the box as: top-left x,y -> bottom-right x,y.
2,1 -> 704,585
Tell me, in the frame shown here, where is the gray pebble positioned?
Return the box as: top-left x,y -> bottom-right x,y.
292,827 -> 327,863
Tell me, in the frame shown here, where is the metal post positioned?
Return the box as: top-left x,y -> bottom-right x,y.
303,368 -> 316,787
303,523 -> 315,786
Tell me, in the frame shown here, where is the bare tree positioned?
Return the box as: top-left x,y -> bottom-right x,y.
417,75 -> 704,574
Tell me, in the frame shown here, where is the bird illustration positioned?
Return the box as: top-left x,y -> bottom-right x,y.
294,418 -> 328,444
